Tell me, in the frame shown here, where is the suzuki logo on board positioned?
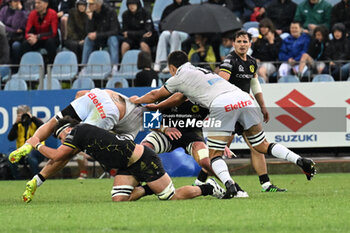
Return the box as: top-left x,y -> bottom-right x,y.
275,89 -> 315,132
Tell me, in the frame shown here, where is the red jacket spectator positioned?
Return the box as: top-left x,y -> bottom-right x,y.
25,8 -> 58,40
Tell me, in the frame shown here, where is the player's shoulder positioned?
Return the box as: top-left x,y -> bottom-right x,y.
246,54 -> 257,65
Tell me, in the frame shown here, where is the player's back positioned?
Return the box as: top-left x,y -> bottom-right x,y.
165,63 -> 240,109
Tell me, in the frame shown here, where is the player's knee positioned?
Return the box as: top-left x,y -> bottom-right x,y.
199,157 -> 211,172
111,185 -> 134,202
156,182 -> 175,200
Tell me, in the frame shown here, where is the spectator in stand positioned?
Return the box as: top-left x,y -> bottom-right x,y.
121,0 -> 158,58
278,21 -> 310,77
188,34 -> 216,71
331,0 -> 350,37
153,0 -> 190,73
49,0 -> 75,41
244,0 -> 272,22
0,22 -> 10,79
207,0 -> 233,10
294,0 -> 332,34
0,0 -> 28,65
264,0 -> 297,36
23,0 -> 35,11
21,0 -> 59,64
322,23 -> 350,81
82,0 -> 120,73
135,51 -> 158,87
65,0 -> 88,63
298,25 -> 329,80
7,105 -> 45,180
251,18 -> 282,82
219,31 -> 234,62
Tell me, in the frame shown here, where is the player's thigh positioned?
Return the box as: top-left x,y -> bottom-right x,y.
146,173 -> 173,196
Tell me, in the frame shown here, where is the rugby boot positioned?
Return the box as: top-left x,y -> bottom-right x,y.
206,178 -> 225,199
262,184 -> 287,192
222,180 -> 237,199
297,158 -> 316,180
9,143 -> 33,163
234,182 -> 249,198
22,178 -> 37,203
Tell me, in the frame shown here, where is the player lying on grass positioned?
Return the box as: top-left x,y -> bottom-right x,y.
130,50 -> 316,199
8,88 -> 146,202
25,116 -> 225,202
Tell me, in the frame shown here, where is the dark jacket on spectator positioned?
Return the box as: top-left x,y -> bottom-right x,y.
207,0 -> 234,11
265,0 -> 297,33
25,8 -> 58,40
66,7 -> 87,41
159,0 -> 189,32
0,23 -> 10,64
331,0 -> 350,36
0,5 -> 27,41
122,0 -> 155,41
307,38 -> 328,61
278,33 -> 310,61
324,23 -> 350,62
49,0 -> 75,14
86,3 -> 120,46
252,35 -> 282,61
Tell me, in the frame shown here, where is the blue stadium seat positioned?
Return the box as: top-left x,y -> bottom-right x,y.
4,79 -> 28,91
278,75 -> 300,83
118,0 -> 144,24
78,50 -> 111,80
189,0 -> 207,4
72,78 -> 95,89
112,50 -> 141,81
243,21 -> 259,31
312,74 -> 335,82
48,51 -> 78,81
12,52 -> 44,81
152,0 -> 172,32
105,77 -> 129,88
43,77 -> 62,90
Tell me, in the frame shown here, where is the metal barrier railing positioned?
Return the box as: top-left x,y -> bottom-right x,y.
1,59 -> 350,90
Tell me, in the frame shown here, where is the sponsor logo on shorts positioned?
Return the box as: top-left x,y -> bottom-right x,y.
275,90 -> 315,132
224,100 -> 252,112
87,93 -> 106,119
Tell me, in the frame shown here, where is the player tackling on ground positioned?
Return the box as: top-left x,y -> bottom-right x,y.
130,51 -> 316,199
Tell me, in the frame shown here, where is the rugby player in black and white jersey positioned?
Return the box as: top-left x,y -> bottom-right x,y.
130,50 -> 316,199
218,30 -> 285,192
25,116 -> 225,202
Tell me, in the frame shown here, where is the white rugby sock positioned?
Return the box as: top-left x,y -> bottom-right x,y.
33,174 -> 44,187
211,157 -> 233,184
270,143 -> 301,164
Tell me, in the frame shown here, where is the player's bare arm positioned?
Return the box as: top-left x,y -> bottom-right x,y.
146,93 -> 187,111
218,70 -> 230,81
27,136 -> 78,161
129,86 -> 172,104
75,90 -> 90,99
251,74 -> 269,123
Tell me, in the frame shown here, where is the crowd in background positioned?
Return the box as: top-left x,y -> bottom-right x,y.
1,0 -> 350,86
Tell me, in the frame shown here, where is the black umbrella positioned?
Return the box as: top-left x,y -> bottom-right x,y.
160,4 -> 242,34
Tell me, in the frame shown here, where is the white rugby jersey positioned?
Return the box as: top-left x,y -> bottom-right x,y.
164,63 -> 239,108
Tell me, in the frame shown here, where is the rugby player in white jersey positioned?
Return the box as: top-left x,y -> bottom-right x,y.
9,88 -> 146,202
130,51 -> 316,199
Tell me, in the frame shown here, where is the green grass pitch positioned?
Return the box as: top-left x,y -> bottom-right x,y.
1,173 -> 349,233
